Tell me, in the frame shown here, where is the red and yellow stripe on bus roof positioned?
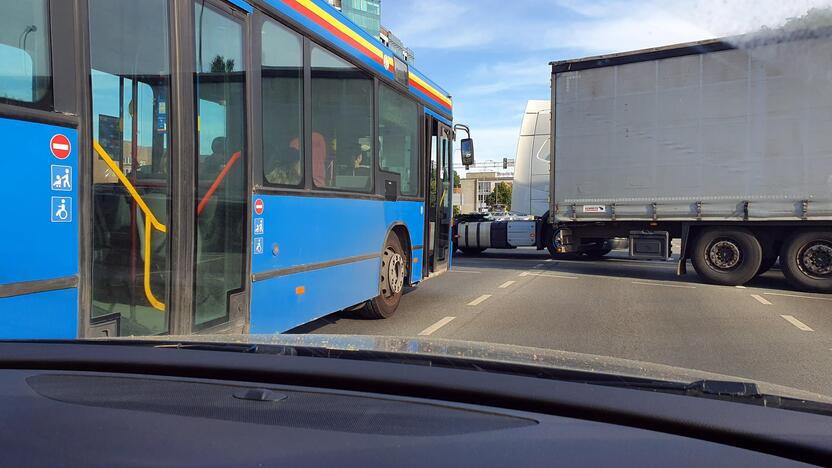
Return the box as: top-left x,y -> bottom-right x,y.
284,0 -> 384,65
273,0 -> 452,115
409,72 -> 453,113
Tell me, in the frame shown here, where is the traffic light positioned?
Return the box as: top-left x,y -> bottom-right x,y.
503,157 -> 508,169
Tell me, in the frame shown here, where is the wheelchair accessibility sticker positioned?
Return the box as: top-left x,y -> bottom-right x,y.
51,197 -> 72,223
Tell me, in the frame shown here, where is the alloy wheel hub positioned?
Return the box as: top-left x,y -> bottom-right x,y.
801,242 -> 832,277
708,240 -> 741,270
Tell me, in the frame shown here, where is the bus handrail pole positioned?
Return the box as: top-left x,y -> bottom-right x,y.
93,140 -> 166,312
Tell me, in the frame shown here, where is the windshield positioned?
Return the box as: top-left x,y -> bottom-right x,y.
2,0 -> 832,411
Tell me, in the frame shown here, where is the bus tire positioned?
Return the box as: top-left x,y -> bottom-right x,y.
780,230 -> 832,293
361,235 -> 407,319
691,228 -> 763,286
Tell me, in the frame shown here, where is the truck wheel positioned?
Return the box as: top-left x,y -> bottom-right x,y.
545,227 -> 577,259
691,228 -> 762,286
361,235 -> 407,319
780,231 -> 832,293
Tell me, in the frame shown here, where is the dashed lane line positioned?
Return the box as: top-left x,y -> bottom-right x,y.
499,281 -> 516,289
764,292 -> 832,302
735,286 -> 747,289
780,315 -> 814,332
520,272 -> 579,280
418,317 -> 456,336
467,294 -> 492,306
751,294 -> 772,305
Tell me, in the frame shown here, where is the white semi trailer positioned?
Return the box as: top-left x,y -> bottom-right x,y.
457,28 -> 832,292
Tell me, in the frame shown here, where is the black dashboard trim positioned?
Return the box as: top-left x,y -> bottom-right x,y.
0,342 -> 829,465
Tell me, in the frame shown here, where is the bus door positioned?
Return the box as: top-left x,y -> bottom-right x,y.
86,0 -> 248,337
425,117 -> 452,275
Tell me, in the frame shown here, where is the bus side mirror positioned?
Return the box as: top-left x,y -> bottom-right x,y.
461,138 -> 475,167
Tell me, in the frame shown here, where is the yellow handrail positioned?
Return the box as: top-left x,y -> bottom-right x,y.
93,140 -> 167,312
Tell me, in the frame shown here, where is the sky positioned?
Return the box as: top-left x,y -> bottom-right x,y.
381,0 -> 832,171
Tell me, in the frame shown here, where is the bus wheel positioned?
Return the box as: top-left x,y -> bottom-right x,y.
780,230 -> 832,293
691,228 -> 762,286
362,235 -> 407,319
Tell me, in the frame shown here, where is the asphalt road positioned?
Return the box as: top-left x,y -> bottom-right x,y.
296,248 -> 832,397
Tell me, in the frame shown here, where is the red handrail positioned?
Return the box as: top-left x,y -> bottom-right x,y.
197,151 -> 241,216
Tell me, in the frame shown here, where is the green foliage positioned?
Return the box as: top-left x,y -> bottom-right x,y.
210,55 -> 235,73
453,171 -> 461,188
485,182 -> 512,210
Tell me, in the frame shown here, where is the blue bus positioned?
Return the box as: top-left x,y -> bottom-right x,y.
0,0 -> 463,338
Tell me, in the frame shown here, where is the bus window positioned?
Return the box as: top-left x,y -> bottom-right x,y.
262,19 -> 304,187
379,85 -> 419,196
0,0 -> 51,107
311,45 -> 374,192
89,0 -> 172,335
194,1 -> 246,329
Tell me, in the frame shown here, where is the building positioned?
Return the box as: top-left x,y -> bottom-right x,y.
325,0 -> 415,64
380,26 -> 415,64
325,0 -> 381,38
459,172 -> 514,214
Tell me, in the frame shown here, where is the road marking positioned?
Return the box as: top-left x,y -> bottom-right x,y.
764,292 -> 832,302
523,272 -> 579,279
467,294 -> 492,306
533,263 -> 545,268
632,281 -> 696,289
418,317 -> 455,336
449,269 -> 482,274
735,285 -> 747,289
498,280 -> 516,289
750,294 -> 772,305
780,315 -> 814,332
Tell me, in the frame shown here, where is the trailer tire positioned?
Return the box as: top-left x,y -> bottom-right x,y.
545,227 -> 580,260
361,235 -> 407,319
691,228 -> 762,286
780,230 -> 832,293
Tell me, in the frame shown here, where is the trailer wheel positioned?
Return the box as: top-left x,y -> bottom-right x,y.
691,228 -> 762,286
361,235 -> 407,319
780,231 -> 832,293
545,228 -> 580,260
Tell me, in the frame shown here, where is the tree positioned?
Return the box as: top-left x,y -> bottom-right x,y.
780,7 -> 832,31
759,7 -> 832,33
210,55 -> 235,73
485,182 -> 512,211
453,171 -> 461,188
